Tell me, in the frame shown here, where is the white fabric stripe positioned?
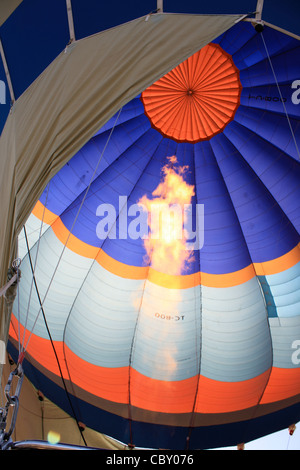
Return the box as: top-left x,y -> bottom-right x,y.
269,316 -> 300,368
16,224 -> 273,382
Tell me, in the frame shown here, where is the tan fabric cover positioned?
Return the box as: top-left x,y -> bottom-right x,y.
1,359 -> 126,449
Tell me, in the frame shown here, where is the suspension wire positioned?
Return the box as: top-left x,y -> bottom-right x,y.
20,183 -> 50,356
260,29 -> 300,448
16,257 -> 21,357
22,107 -> 123,354
261,31 -> 300,161
16,108 -> 122,446
23,226 -> 88,447
185,149 -> 203,450
286,433 -> 291,450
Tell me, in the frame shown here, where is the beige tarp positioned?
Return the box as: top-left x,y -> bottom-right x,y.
0,12 -> 244,445
1,358 -> 126,449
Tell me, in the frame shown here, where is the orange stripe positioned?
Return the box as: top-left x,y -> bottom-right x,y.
9,315 -> 129,404
31,201 -> 300,288
254,244 -> 300,275
130,368 -> 272,414
9,316 -> 69,378
32,200 -> 59,226
10,314 -> 300,415
261,367 -> 300,404
195,372 -> 271,413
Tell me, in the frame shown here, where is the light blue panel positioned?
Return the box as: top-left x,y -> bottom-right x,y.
63,260 -> 144,367
200,277 -> 272,382
131,281 -> 202,381
18,213 -> 53,258
264,261 -> 300,318
82,275 -> 274,383
269,316 -> 300,368
15,224 -> 94,341
258,276 -> 277,318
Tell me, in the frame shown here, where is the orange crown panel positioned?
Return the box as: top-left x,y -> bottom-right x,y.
141,43 -> 242,143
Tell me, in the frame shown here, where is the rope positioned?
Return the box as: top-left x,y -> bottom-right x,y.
0,257 -> 21,298
23,226 -> 88,447
16,260 -> 21,357
20,183 -> 50,355
14,108 -> 122,445
260,31 -> 300,161
22,107 -> 122,354
286,433 -> 291,450
185,148 -> 203,450
0,259 -> 21,356
0,274 -> 17,298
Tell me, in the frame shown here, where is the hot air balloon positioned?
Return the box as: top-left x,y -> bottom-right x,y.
0,0 -> 300,451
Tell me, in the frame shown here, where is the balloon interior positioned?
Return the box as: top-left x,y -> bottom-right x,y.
1,16 -> 300,450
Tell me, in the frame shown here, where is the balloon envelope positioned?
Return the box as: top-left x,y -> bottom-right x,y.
7,18 -> 300,450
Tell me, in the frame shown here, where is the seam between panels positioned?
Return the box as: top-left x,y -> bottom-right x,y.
223,120 -> 300,275
232,106 -> 300,162
59,123 -> 164,445
185,144 -> 203,450
126,138 -> 171,447
57,124 -> 154,222
223,120 -> 300,272
208,135 -> 274,445
21,186 -> 87,437
22,226 -> 88,446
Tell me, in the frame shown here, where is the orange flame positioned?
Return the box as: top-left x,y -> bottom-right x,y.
138,156 -> 195,275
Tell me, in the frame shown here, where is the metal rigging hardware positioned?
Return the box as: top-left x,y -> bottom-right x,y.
0,362 -> 24,450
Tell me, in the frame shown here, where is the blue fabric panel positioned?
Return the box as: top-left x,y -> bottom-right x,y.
240,86 -> 300,121
224,119 -> 300,234
212,21 -> 256,55
232,26 -> 297,70
240,46 -> 300,88
211,133 -> 299,263
234,106 -> 300,159
194,141 -> 252,274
